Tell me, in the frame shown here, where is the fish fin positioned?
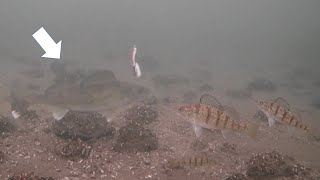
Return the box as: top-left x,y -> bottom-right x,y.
246,123 -> 259,138
199,94 -> 223,110
273,97 -> 290,110
253,110 -> 268,122
223,105 -> 240,120
52,108 -> 69,120
11,110 -> 21,119
193,123 -> 202,138
268,117 -> 276,127
221,129 -> 233,139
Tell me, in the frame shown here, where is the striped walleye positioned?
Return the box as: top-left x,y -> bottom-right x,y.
256,98 -> 310,132
166,154 -> 214,169
177,94 -> 258,138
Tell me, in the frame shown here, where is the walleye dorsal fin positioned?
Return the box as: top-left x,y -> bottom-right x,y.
223,105 -> 240,120
199,94 -> 223,110
273,97 -> 290,110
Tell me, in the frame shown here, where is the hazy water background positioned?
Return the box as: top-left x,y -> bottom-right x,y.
1,0 -> 320,107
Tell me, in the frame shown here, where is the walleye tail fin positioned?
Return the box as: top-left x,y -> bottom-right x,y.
246,122 -> 259,138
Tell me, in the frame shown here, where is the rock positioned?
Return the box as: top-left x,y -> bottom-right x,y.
21,68 -> 44,78
247,78 -> 276,92
152,74 -> 189,88
220,142 -> 237,154
0,150 -> 5,163
113,124 -> 158,153
55,141 -> 92,160
161,96 -> 179,104
139,55 -> 159,72
124,104 -> 158,126
0,116 -> 15,135
79,70 -> 117,88
52,111 -> 115,141
182,91 -> 197,103
198,84 -> 214,92
225,89 -> 252,99
311,97 -> 320,109
10,95 -> 29,116
246,151 -> 313,179
225,173 -> 248,180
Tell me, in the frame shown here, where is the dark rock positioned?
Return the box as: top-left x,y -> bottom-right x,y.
50,60 -> 66,75
21,68 -> 44,78
220,142 -> 237,154
0,150 -> 5,163
80,70 -> 117,88
311,97 -> 320,109
313,80 -> 320,88
27,84 -> 41,91
182,91 -> 197,103
139,55 -> 159,72
190,140 -> 208,151
246,151 -> 313,179
0,116 -> 15,135
52,111 -> 115,141
161,96 -> 179,104
20,110 -> 39,122
55,141 -> 92,160
225,173 -> 248,180
189,68 -> 212,81
225,89 -> 252,99
198,84 -> 214,92
113,124 -> 158,153
10,95 -> 29,116
247,78 -> 276,92
124,104 -> 158,126
140,95 -> 158,106
152,74 -> 189,88
53,69 -> 87,85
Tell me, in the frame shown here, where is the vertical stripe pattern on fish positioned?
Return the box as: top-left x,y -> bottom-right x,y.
167,155 -> 211,169
256,100 -> 309,132
177,103 -> 258,138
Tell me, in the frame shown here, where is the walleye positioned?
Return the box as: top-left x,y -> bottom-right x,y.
256,97 -> 310,132
166,154 -> 214,169
177,94 -> 258,138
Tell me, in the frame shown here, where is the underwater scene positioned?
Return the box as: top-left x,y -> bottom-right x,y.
0,0 -> 320,179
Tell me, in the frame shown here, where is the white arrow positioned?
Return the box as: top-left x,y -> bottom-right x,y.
32,27 -> 62,59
